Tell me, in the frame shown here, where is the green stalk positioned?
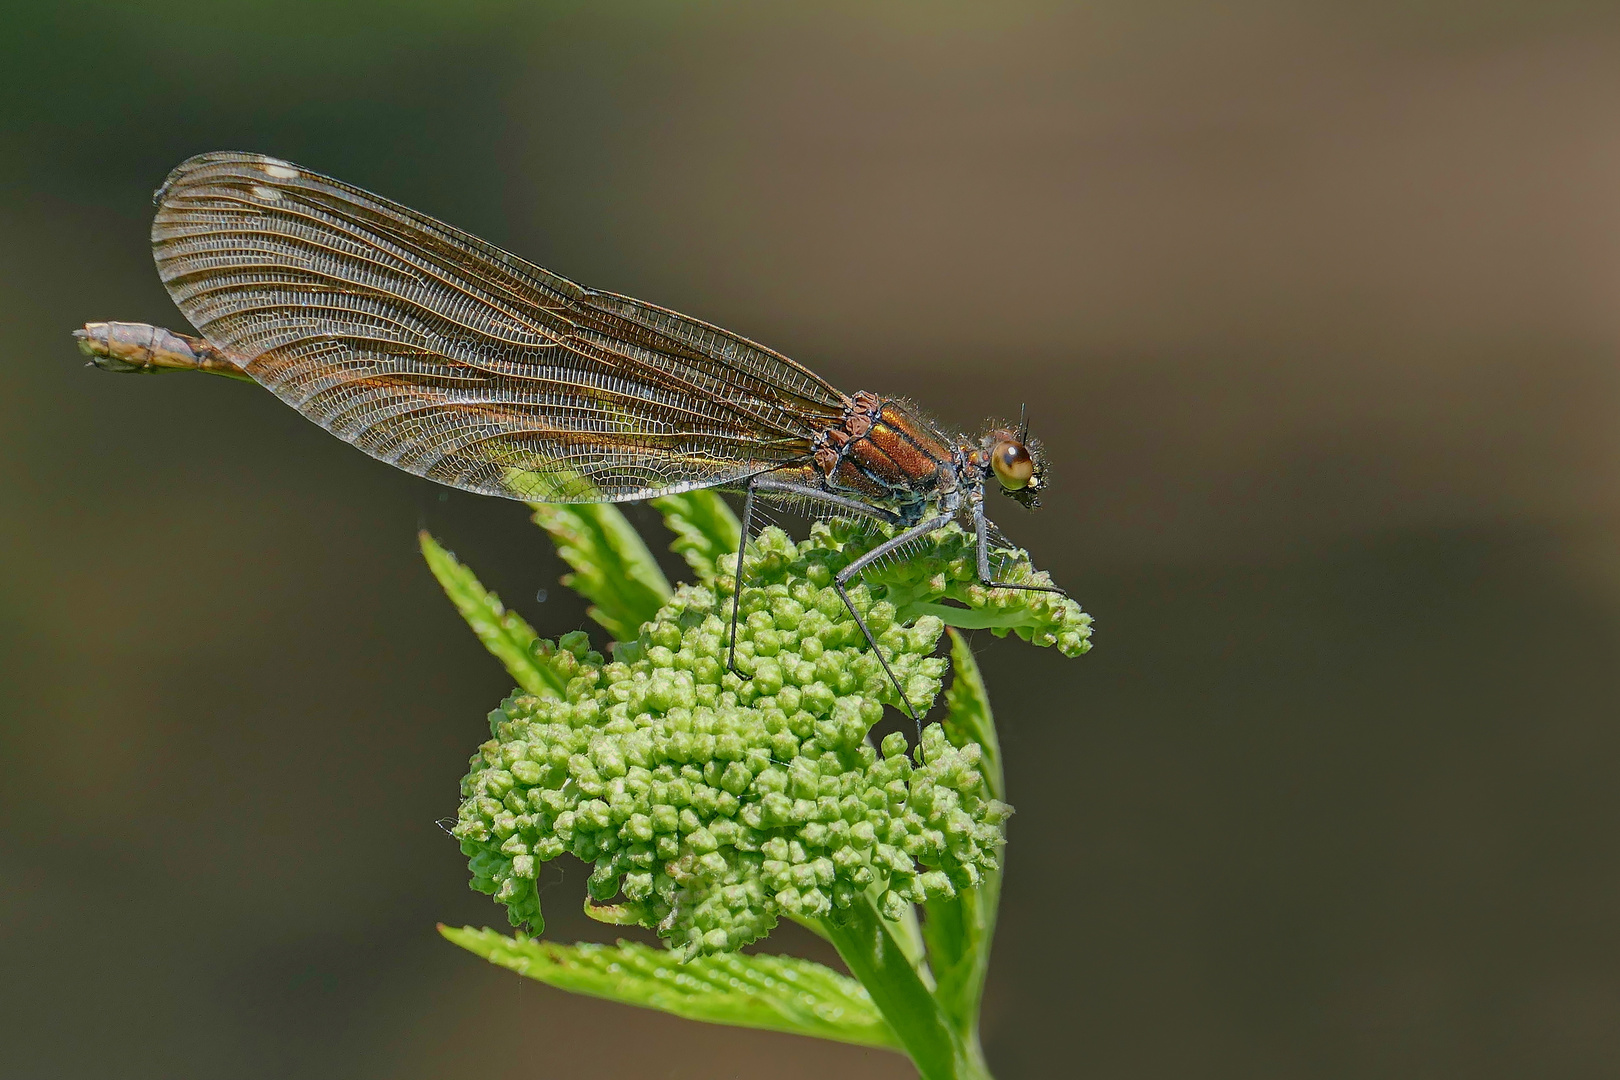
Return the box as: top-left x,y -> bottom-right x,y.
819,893 -> 992,1080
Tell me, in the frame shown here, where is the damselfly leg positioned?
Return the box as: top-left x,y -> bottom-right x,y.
972,499 -> 1069,596
828,510 -> 955,723
727,475 -> 913,701
727,475 -> 1065,725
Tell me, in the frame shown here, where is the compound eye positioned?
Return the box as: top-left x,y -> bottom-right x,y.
991,440 -> 1034,489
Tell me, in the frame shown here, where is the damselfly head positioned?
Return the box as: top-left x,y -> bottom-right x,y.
982,423 -> 1046,510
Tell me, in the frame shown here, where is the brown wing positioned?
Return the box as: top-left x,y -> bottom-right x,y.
150,151 -> 848,502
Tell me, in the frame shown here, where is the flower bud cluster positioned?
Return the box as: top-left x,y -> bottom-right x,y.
455,523 -> 1080,957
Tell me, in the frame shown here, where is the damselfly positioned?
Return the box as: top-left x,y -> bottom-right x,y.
76,152 -> 1063,718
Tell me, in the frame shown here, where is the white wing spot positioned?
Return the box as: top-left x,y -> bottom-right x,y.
262,161 -> 300,180
250,184 -> 282,201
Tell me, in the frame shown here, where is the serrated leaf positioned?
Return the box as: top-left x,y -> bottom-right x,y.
440,926 -> 900,1051
941,628 -> 1002,799
419,532 -> 565,698
922,628 -> 1004,1040
650,490 -> 741,581
529,503 -> 672,642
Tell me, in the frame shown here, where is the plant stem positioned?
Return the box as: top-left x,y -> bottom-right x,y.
819,893 -> 994,1080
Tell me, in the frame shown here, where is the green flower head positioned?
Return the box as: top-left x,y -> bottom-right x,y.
443,511 -> 1089,959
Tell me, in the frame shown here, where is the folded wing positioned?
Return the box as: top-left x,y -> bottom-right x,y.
152,152 -> 847,502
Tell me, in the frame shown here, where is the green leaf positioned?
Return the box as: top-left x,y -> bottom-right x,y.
941,628 -> 1003,800
529,503 -> 672,642
440,926 -> 901,1051
582,896 -> 652,927
650,490 -> 741,581
817,893 -> 988,1080
419,532 -> 565,699
922,629 -> 1005,1044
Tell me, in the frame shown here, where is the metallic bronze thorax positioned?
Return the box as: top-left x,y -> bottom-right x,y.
809,391 -> 961,523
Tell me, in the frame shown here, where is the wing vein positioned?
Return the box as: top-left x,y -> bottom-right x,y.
151,152 -> 845,502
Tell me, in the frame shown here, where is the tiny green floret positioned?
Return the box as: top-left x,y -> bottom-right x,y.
452,520 -> 1088,959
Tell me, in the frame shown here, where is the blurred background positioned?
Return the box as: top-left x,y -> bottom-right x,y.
4,2 -> 1620,1077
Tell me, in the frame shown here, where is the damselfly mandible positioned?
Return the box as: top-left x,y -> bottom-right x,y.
76,152 -> 1063,718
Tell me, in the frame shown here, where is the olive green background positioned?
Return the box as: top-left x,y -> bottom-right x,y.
4,2 -> 1620,1077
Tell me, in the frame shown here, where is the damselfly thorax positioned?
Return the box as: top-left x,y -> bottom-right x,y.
76,152 -> 1062,719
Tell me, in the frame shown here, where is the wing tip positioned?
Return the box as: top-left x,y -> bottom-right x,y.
152,151 -> 304,206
